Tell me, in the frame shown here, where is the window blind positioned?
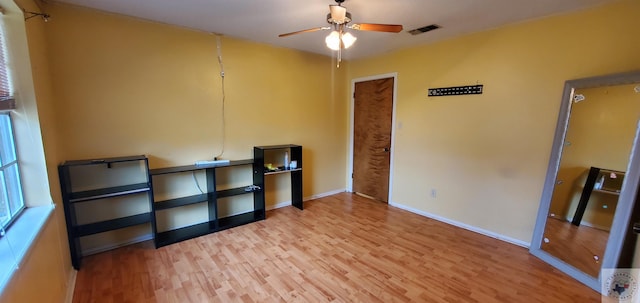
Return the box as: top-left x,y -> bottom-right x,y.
0,29 -> 10,99
0,24 -> 15,110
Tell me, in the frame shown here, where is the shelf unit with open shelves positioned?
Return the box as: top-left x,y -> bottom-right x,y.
149,159 -> 263,247
58,155 -> 155,269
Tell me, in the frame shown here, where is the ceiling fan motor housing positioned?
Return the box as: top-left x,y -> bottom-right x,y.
327,11 -> 351,25
278,0 -> 402,39
328,4 -> 350,24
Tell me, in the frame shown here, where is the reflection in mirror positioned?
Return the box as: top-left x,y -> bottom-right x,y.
541,83 -> 640,278
530,70 -> 640,292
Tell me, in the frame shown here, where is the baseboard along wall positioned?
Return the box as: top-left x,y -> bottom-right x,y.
389,201 -> 531,248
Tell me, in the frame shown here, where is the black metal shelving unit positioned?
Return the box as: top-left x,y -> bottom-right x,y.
149,159 -> 263,248
572,166 -> 624,226
58,155 -> 155,269
59,147 -> 303,257
254,144 -> 303,210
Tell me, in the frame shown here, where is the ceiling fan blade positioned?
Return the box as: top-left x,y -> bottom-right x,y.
350,23 -> 403,33
279,27 -> 330,37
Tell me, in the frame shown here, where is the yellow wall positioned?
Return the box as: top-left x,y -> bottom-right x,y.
3,1 -> 349,301
0,214 -> 69,303
3,0 -> 640,301
1,0 -> 72,302
40,2 -> 349,251
567,85 -> 640,172
44,2 -> 348,194
347,0 -> 640,243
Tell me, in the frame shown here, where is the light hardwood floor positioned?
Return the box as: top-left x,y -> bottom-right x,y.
73,193 -> 600,302
541,217 -> 609,277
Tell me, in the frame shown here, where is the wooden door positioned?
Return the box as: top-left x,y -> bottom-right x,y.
352,77 -> 394,202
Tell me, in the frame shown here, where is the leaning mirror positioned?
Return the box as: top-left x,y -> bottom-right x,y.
530,70 -> 640,292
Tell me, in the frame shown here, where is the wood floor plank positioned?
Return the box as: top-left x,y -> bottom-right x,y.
541,217 -> 608,277
73,193 -> 600,302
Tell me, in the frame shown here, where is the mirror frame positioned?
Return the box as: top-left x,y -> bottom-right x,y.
530,70 -> 640,292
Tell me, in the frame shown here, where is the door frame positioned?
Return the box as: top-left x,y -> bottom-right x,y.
347,72 -> 398,203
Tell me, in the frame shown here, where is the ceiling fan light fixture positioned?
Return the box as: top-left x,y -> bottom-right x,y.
341,32 -> 357,49
325,30 -> 356,50
279,0 -> 402,66
325,30 -> 341,51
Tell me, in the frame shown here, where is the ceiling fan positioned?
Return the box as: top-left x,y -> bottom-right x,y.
278,0 -> 403,67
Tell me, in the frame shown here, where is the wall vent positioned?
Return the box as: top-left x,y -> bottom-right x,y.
408,24 -> 441,35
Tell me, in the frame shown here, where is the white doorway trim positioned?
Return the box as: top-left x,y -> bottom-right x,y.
347,72 -> 399,203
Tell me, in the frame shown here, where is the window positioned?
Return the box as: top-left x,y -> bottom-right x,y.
0,17 -> 24,230
0,0 -> 55,296
0,113 -> 24,229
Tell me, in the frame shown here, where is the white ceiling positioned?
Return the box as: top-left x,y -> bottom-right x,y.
52,0 -> 617,60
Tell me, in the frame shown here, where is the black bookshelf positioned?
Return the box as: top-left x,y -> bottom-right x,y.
59,155 -> 155,269
74,213 -> 152,237
254,144 -> 303,210
68,183 -> 150,203
59,147 -> 302,259
155,221 -> 216,247
149,159 -> 263,248
218,210 -> 265,231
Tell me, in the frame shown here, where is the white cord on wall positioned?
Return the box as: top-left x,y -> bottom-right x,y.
214,34 -> 226,160
192,171 -> 204,194
191,34 -> 227,194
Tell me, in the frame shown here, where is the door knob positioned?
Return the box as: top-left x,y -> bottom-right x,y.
383,147 -> 390,152
633,222 -> 640,234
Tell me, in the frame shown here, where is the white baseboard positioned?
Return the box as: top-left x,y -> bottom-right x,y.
267,201 -> 292,211
305,189 -> 346,201
266,189 -> 347,211
65,269 -> 77,303
578,221 -> 610,231
559,216 -> 611,232
81,234 -> 154,257
389,201 -> 531,248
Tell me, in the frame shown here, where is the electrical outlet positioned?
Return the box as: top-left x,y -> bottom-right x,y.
431,189 -> 437,198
